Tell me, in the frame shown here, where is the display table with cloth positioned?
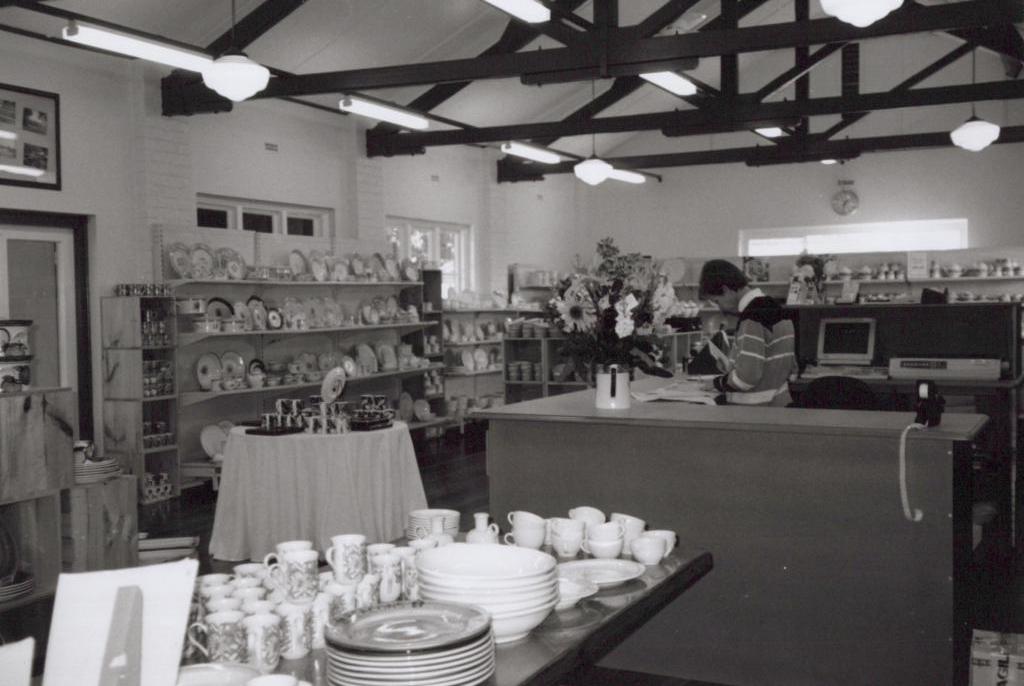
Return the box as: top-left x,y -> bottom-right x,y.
209,423 -> 427,561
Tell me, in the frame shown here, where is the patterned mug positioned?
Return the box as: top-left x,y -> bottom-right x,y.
326,534 -> 366,584
276,602 -> 313,660
267,549 -> 319,603
187,610 -> 247,664
243,612 -> 282,674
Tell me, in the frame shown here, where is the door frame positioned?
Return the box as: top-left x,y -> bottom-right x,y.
0,209 -> 92,439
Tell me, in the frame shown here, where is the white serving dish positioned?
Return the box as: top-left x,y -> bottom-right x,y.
416,543 -> 556,580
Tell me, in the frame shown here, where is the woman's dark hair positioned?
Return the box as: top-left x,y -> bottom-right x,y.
698,259 -> 749,298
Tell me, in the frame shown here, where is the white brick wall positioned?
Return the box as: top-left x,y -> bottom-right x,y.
356,156 -> 384,243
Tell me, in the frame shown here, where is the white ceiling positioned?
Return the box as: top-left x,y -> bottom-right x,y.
1,0 -> 1020,160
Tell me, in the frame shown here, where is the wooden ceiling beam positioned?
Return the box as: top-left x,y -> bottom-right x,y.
205,0 -> 310,56
497,125 -> 1024,179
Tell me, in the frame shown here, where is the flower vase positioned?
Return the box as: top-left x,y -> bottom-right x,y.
595,364 -> 631,410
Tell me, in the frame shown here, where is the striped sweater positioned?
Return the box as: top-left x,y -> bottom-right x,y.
713,293 -> 796,406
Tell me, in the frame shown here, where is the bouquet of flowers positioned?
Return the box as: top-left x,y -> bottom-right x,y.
793,251 -> 832,303
546,239 -> 675,381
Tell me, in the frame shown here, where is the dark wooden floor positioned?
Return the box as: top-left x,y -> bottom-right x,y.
139,426 -> 490,574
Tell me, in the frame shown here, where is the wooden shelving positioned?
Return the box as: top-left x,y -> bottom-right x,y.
177,322 -> 430,346
168,279 -> 422,288
446,369 -> 502,378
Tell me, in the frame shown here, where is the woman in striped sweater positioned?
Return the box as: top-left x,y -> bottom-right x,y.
698,260 -> 797,407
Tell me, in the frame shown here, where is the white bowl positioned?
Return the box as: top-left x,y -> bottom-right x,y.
416,543 -> 556,580
489,602 -> 557,643
419,586 -> 558,611
417,568 -> 553,591
417,577 -> 557,599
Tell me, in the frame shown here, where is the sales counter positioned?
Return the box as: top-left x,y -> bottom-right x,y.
476,380 -> 987,686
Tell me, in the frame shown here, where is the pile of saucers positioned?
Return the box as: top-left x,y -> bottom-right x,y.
324,600 -> 495,686
406,509 -> 459,540
0,572 -> 34,604
74,458 -> 121,484
417,543 -> 558,644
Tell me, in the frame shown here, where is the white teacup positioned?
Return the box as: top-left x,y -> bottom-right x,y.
197,573 -> 233,588
588,521 -> 625,542
550,517 -> 585,537
645,529 -> 677,559
551,532 -> 583,558
206,596 -> 242,613
233,563 -> 265,579
503,527 -> 545,549
232,586 -> 267,603
631,534 -> 667,565
507,510 -> 546,529
232,576 -> 262,591
326,534 -> 366,584
582,537 -> 622,559
199,584 -> 234,602
243,612 -> 282,674
568,506 -> 605,533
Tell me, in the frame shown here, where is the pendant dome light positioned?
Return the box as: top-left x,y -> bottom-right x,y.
950,48 -> 1001,152
820,0 -> 903,28
202,0 -> 270,102
574,81 -> 614,185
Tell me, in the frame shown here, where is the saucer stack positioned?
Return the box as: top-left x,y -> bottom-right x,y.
406,509 -> 459,540
0,572 -> 34,604
417,544 -> 558,644
324,601 -> 495,686
74,458 -> 121,484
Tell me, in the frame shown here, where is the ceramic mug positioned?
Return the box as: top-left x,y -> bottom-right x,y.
276,602 -> 313,660
263,540 -> 313,569
323,582 -> 357,617
366,542 -> 396,559
610,513 -> 647,553
503,527 -> 545,550
588,521 -> 625,542
507,510 -> 546,529
568,506 -> 606,533
243,612 -> 282,674
326,534 -> 367,583
267,549 -> 319,603
373,554 -> 402,604
551,532 -> 584,558
187,610 -> 247,664
311,593 -> 333,649
582,537 -> 623,559
356,574 -> 380,611
631,535 -> 667,565
645,529 -> 677,559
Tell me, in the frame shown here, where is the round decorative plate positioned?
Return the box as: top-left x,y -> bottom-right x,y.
473,348 -> 488,369
413,399 -> 433,422
385,295 -> 399,317
371,253 -> 388,279
323,601 -> 490,654
333,258 -> 350,282
305,298 -> 324,328
167,243 -> 192,279
246,295 -> 264,310
461,350 -> 476,371
376,344 -> 397,371
320,366 -> 346,403
556,559 -> 645,588
350,254 -> 365,277
356,344 -> 378,374
205,297 -> 234,320
190,244 -> 215,279
318,352 -> 338,371
289,250 -> 308,276
233,302 -> 252,330
199,424 -> 228,458
341,355 -> 358,376
384,257 -> 400,281
0,329 -> 9,347
297,352 -> 316,375
309,250 -> 328,282
220,351 -> 245,379
266,308 -> 283,330
195,353 -> 223,391
398,392 -> 414,422
250,304 -> 267,330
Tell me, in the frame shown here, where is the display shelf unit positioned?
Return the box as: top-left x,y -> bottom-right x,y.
0,387 -> 75,615
177,322 -> 431,346
61,475 -> 138,573
167,279 -> 422,289
101,296 -> 178,497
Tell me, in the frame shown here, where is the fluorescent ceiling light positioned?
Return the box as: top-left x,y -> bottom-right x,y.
481,0 -> 551,23
608,168 -> 646,184
500,141 -> 560,164
820,159 -> 839,165
202,54 -> 271,102
62,20 -> 212,72
820,0 -> 903,28
950,116 -> 1001,152
574,158 -> 613,186
640,71 -> 698,97
0,164 -> 45,178
755,127 -> 786,139
0,130 -> 16,141
339,96 -> 429,130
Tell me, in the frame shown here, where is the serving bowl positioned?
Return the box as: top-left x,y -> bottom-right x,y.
416,543 -> 556,580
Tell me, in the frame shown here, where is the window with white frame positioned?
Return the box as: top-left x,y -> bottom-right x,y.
386,217 -> 471,294
739,219 -> 969,257
196,194 -> 332,238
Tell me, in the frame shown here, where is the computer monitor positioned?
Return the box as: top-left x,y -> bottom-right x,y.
816,318 -> 876,366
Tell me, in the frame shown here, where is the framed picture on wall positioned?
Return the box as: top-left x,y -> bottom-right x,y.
0,83 -> 61,191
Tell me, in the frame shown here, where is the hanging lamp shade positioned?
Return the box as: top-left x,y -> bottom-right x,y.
202,53 -> 270,102
950,116 -> 1001,152
820,0 -> 903,28
574,157 -> 613,186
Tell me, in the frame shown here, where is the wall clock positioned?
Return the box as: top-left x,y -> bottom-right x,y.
831,180 -> 859,216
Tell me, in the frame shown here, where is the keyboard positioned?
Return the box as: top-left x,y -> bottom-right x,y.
800,365 -> 890,380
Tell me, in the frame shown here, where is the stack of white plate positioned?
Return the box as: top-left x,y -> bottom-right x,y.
74,458 -> 121,484
406,509 -> 460,541
417,543 -> 558,644
0,573 -> 34,603
324,601 -> 494,686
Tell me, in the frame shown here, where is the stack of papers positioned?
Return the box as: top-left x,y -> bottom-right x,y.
631,379 -> 718,405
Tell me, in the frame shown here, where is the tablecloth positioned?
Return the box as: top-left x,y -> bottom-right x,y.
209,423 -> 427,561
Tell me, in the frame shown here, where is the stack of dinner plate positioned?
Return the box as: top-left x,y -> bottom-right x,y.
74,458 -> 121,485
417,543 -> 558,644
324,600 -> 494,686
406,509 -> 460,541
0,573 -> 34,603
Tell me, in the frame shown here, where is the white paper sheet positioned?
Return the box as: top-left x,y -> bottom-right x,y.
631,380 -> 718,405
43,559 -> 198,686
0,637 -> 34,686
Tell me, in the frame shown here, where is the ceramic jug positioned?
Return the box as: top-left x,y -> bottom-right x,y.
465,513 -> 499,545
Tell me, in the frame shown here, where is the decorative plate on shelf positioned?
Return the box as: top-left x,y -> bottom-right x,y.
220,351 -> 245,379
320,366 -> 346,403
232,302 -> 252,330
376,344 -> 398,371
305,297 -> 324,329
247,359 -> 266,375
398,392 -> 415,422
288,250 -> 308,276
341,355 -> 358,377
473,348 -> 488,370
308,250 -> 328,282
167,243 -> 192,279
250,303 -> 267,330
333,258 -> 350,282
195,353 -> 223,391
460,350 -> 476,371
384,257 -> 400,281
205,297 -> 234,320
350,254 -> 366,278
356,344 -> 378,374
298,352 -> 317,375
266,308 -> 283,330
318,352 -> 338,371
413,399 -> 433,422
200,424 -> 229,459
385,295 -> 399,318
190,244 -> 216,280
359,302 -> 374,325
216,247 -> 246,280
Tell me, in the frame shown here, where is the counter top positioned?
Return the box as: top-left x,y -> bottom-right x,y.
476,378 -> 987,441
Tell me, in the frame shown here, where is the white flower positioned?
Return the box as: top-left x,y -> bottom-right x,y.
614,294 -> 638,338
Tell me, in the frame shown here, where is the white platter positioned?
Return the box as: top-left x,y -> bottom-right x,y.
556,559 -> 645,588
